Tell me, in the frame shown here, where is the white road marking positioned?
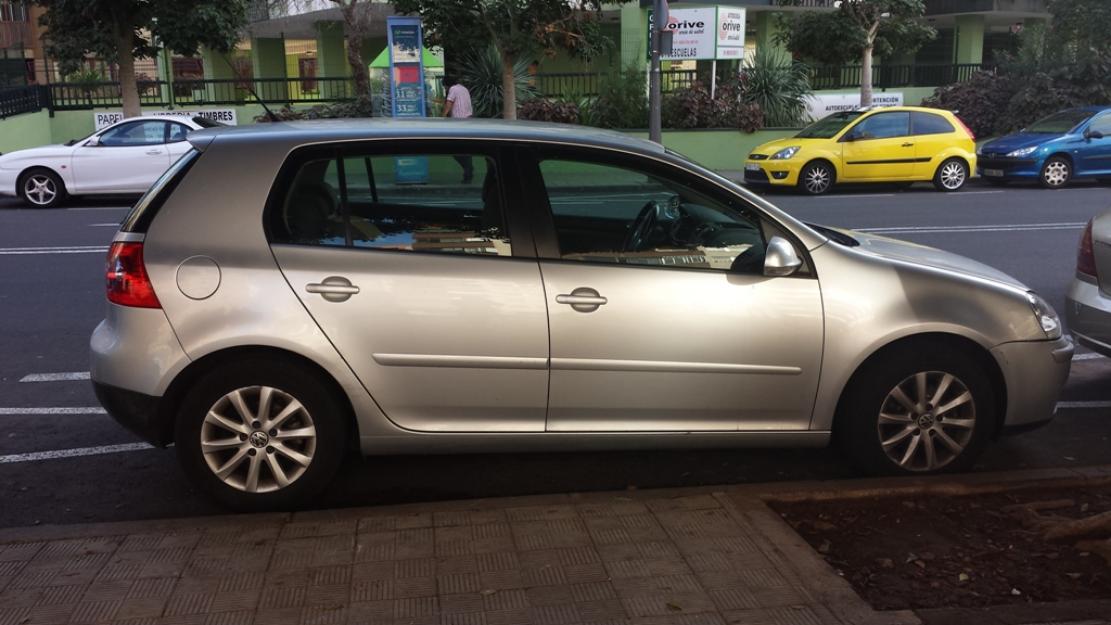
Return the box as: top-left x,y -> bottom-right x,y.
0,443 -> 154,464
1074,352 -> 1106,361
815,193 -> 896,199
88,223 -> 120,227
0,407 -> 106,415
0,245 -> 109,255
858,222 -> 1085,234
19,372 -> 91,382
66,207 -> 131,211
1057,401 -> 1111,409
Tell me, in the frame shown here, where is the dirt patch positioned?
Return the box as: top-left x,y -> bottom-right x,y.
769,487 -> 1111,611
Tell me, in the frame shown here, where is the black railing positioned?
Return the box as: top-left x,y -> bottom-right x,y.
0,83 -> 46,118
808,63 -> 988,90
534,70 -> 699,98
45,77 -> 356,111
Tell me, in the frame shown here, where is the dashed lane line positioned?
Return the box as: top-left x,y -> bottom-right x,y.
0,407 -> 106,415
19,372 -> 91,382
0,443 -> 154,464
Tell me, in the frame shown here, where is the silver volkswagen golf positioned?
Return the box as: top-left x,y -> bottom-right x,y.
91,120 -> 1073,509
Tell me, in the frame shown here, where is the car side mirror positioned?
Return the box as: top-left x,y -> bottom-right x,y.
84,135 -> 100,147
1085,128 -> 1104,140
764,236 -> 803,278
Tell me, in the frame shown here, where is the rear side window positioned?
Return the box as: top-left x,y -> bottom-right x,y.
269,150 -> 511,257
912,112 -> 955,136
119,149 -> 200,233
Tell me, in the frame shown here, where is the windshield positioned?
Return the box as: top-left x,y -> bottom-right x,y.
796,111 -> 866,139
1024,110 -> 1093,134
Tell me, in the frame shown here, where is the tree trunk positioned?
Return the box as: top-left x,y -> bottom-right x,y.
860,45 -> 874,108
338,0 -> 371,104
500,51 -> 516,120
115,25 -> 141,118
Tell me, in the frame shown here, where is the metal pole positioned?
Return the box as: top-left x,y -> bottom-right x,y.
648,0 -> 663,144
710,59 -> 716,100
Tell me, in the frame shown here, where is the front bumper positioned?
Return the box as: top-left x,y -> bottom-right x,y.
0,167 -> 19,197
990,335 -> 1074,429
742,160 -> 802,187
1065,275 -> 1111,357
977,156 -> 1041,180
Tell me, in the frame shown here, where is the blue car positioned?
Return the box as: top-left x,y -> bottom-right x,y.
978,106 -> 1111,188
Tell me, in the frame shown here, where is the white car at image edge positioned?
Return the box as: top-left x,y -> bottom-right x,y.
0,115 -> 215,208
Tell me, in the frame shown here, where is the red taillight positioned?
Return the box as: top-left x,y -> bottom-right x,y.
1078,220 -> 1099,279
955,116 -> 976,141
105,242 -> 161,308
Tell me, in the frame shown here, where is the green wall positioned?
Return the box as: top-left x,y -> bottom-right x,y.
624,128 -> 799,171
0,110 -> 52,153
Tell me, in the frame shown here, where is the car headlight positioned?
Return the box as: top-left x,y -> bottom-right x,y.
976,144 -> 984,156
770,146 -> 801,160
1027,292 -> 1062,339
1007,146 -> 1038,158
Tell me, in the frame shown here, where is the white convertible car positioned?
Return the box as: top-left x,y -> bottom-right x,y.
0,116 -> 212,208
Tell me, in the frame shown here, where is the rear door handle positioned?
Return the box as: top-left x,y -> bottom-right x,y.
556,287 -> 607,313
306,276 -> 360,302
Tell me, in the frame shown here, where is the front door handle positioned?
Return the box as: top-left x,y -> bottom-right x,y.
146,149 -> 163,155
306,276 -> 360,302
901,142 -> 915,148
556,287 -> 607,313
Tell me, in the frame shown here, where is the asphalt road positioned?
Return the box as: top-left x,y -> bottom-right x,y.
0,181 -> 1109,527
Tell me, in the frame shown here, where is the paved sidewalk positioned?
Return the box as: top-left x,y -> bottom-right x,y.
0,486 -> 910,625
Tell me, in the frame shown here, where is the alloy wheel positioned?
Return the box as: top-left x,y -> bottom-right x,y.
200,385 -> 317,493
23,174 -> 57,206
939,161 -> 966,190
1043,161 -> 1070,187
876,371 -> 976,472
804,166 -> 832,194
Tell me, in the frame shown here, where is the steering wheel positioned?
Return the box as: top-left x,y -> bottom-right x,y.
623,201 -> 661,252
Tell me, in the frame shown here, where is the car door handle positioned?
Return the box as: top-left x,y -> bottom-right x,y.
556,287 -> 607,313
306,276 -> 360,302
146,149 -> 163,155
901,142 -> 915,148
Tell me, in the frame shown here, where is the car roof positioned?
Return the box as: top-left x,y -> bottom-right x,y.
857,106 -> 954,114
187,118 -> 667,156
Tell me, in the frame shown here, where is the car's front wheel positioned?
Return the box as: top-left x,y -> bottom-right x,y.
798,161 -> 835,195
175,358 -> 349,511
1040,156 -> 1072,189
933,158 -> 969,192
18,168 -> 67,208
837,342 -> 994,475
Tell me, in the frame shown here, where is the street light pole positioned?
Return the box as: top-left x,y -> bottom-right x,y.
648,0 -> 663,144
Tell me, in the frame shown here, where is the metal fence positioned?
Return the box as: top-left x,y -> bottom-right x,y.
808,63 -> 988,90
45,77 -> 357,110
0,83 -> 46,118
534,70 -> 699,98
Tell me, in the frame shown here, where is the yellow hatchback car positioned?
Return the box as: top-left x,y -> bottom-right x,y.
744,106 -> 977,195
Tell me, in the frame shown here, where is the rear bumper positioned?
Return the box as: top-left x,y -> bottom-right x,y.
93,382 -> 171,446
991,335 -> 1073,428
1066,275 -> 1111,357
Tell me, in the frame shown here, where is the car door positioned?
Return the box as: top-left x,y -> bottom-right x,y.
71,120 -> 172,194
522,147 -> 824,432
165,122 -> 196,161
268,141 -> 551,432
910,111 -> 958,178
840,111 -> 915,180
1077,112 -> 1111,176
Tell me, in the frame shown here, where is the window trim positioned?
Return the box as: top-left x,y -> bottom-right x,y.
262,139 -> 535,260
514,144 -> 814,278
840,111 -> 912,143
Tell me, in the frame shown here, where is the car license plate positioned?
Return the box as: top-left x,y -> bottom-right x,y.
745,163 -> 761,172
984,168 -> 1004,177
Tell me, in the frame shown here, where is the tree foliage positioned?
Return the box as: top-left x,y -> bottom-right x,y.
391,0 -> 611,119
35,0 -> 248,117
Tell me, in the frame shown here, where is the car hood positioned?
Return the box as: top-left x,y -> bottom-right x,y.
981,132 -> 1056,154
832,226 -> 1026,288
0,144 -> 75,164
749,136 -> 830,157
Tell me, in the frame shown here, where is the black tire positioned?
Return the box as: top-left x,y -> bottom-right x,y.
1040,155 -> 1071,189
175,358 -> 349,511
932,158 -> 969,192
17,167 -> 68,208
835,341 -> 995,476
798,161 -> 835,195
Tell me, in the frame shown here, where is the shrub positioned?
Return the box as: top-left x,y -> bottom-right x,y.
457,45 -> 537,118
518,98 -> 580,124
922,71 -> 1017,138
255,97 -> 374,123
591,70 -> 647,129
738,49 -> 812,127
661,80 -> 764,131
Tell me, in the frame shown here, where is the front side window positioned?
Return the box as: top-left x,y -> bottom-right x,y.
98,121 -> 168,147
537,158 -> 768,273
912,112 -> 955,136
846,112 -> 911,141
1088,113 -> 1111,135
1025,110 -> 1093,134
271,150 -> 510,256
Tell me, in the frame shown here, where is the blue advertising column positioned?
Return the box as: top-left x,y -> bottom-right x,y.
387,16 -> 428,183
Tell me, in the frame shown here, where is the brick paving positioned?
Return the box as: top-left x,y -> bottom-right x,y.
0,490 -> 886,625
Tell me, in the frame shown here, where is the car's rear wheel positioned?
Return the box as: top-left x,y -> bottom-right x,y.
837,343 -> 994,475
175,358 -> 348,511
18,168 -> 67,208
933,158 -> 968,192
798,161 -> 834,195
1040,156 -> 1071,189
